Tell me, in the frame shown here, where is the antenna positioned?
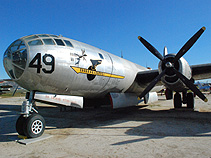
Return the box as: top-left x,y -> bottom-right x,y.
121,51 -> 123,58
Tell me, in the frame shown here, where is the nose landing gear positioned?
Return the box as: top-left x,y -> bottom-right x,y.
16,91 -> 45,138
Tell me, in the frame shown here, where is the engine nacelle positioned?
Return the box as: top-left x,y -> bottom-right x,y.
110,92 -> 158,109
158,54 -> 192,92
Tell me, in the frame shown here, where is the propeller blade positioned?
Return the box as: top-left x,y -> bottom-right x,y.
172,68 -> 208,102
163,46 -> 168,56
139,69 -> 166,99
138,36 -> 164,61
173,27 -> 206,62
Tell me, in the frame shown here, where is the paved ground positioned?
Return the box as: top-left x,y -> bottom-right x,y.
0,94 -> 211,158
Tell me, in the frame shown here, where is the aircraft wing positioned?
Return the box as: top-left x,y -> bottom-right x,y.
0,79 -> 13,82
0,85 -> 13,88
0,85 -> 11,95
135,69 -> 160,86
191,63 -> 211,80
0,79 -> 15,95
135,63 -> 211,86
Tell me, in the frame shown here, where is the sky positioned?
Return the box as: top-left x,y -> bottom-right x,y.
0,0 -> 211,81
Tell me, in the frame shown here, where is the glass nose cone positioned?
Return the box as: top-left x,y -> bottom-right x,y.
3,39 -> 27,79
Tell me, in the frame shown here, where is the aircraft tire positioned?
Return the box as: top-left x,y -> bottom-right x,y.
165,88 -> 173,100
174,92 -> 182,108
23,114 -> 45,138
16,115 -> 26,136
187,92 -> 194,109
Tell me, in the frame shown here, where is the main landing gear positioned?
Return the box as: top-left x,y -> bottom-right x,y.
16,91 -> 45,138
173,91 -> 194,109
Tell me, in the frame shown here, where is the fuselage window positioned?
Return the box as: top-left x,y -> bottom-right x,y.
54,39 -> 65,46
43,39 -> 55,45
64,40 -> 73,47
28,39 -> 43,46
99,53 -> 104,59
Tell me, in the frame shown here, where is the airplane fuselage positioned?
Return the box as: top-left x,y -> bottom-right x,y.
3,34 -> 147,98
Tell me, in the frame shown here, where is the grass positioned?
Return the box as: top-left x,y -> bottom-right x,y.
148,104 -> 161,108
0,92 -> 26,98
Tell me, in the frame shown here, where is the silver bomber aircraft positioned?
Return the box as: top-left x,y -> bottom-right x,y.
3,27 -> 211,138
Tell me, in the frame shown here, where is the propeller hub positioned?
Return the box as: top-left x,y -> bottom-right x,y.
165,62 -> 173,68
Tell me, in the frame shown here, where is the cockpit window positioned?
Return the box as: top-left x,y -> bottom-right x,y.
9,40 -> 21,52
64,40 -> 73,47
8,40 -> 26,52
3,39 -> 27,79
4,50 -> 11,59
54,39 -> 65,46
19,41 -> 26,49
49,35 -> 58,37
24,35 -> 39,41
13,66 -> 24,79
28,39 -> 43,46
38,34 -> 49,37
13,40 -> 22,46
43,39 -> 55,45
12,49 -> 27,69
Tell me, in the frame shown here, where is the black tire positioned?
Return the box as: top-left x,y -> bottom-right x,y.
165,88 -> 173,100
182,92 -> 187,104
23,114 -> 45,138
187,92 -> 194,109
174,93 -> 182,108
16,115 -> 26,136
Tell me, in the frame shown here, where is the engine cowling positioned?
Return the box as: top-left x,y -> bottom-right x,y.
158,54 -> 192,92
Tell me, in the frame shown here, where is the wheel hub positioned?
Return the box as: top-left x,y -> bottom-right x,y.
31,120 -> 43,134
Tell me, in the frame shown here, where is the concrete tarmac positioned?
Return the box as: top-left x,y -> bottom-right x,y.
0,95 -> 211,158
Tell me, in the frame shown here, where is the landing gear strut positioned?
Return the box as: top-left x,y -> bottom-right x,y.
173,91 -> 194,109
16,91 -> 45,138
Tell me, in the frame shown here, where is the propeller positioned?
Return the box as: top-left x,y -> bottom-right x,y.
138,27 -> 207,102
138,36 -> 164,61
173,27 -> 206,63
